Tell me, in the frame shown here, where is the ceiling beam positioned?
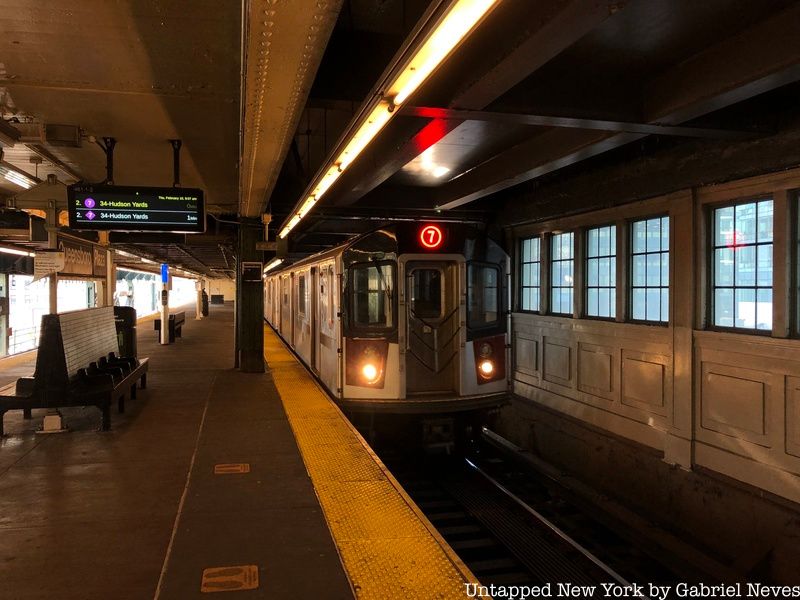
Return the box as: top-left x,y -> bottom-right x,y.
239,0 -> 342,218
434,2 -> 800,210
329,0 -> 626,207
398,106 -> 757,140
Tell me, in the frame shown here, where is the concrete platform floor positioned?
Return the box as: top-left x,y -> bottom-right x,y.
0,303 -> 352,599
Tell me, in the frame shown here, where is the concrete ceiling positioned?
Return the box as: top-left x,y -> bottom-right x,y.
0,0 -> 241,212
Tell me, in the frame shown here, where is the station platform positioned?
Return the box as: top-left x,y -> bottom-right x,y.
0,304 -> 476,599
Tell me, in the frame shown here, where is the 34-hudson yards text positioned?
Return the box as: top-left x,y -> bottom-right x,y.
465,583 -> 800,600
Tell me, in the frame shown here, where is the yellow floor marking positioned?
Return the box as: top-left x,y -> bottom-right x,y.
264,326 -> 479,599
200,565 -> 259,593
213,463 -> 251,475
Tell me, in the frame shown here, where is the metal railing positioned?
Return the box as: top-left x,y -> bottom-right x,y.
8,325 -> 40,355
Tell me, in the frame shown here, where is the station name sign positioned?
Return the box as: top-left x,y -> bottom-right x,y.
67,184 -> 205,233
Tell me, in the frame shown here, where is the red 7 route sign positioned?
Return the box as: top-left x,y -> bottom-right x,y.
419,224 -> 444,249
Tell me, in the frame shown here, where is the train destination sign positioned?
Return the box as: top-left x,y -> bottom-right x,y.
67,185 -> 205,233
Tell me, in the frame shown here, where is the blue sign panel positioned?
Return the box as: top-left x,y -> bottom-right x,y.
161,263 -> 169,284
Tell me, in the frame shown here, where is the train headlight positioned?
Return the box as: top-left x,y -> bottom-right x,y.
361,362 -> 379,384
478,359 -> 494,378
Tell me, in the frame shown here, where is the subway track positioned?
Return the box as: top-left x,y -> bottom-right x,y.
376,429 -> 724,597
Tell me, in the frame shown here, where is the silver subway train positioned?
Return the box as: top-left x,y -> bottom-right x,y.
264,222 -> 510,415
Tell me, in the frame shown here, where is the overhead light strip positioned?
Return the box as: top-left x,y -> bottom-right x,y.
0,163 -> 38,190
278,0 -> 498,240
264,258 -> 283,273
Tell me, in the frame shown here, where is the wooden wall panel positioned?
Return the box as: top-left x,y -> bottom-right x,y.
577,342 -> 614,401
543,337 -> 572,388
621,351 -> 666,414
700,362 -> 769,446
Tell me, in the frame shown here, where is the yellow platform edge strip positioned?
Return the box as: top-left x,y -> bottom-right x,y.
264,325 -> 480,599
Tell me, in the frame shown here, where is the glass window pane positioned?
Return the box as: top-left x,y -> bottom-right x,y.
715,248 -> 734,286
660,288 -> 669,322
660,253 -> 669,287
587,288 -> 598,316
646,254 -> 661,286
632,255 -> 646,286
758,200 -> 773,243
588,258 -> 598,286
588,228 -> 598,257
715,206 -> 735,247
632,289 -> 646,320
645,218 -> 660,253
734,287 -> 756,329
757,244 -> 772,287
735,245 -> 756,287
632,221 -> 646,253
714,288 -> 734,327
646,288 -> 660,321
598,288 -> 610,318
735,203 -> 757,245
661,217 -> 670,252
756,288 -> 772,331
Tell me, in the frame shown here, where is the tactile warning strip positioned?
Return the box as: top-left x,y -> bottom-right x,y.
264,326 -> 478,599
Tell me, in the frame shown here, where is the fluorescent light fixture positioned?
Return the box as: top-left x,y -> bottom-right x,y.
390,0 -> 497,105
278,0 -> 498,240
0,246 -> 34,257
264,258 -> 283,273
432,165 -> 450,178
0,163 -> 37,190
336,101 -> 394,171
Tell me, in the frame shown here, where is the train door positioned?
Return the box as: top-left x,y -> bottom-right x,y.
316,263 -> 337,393
280,275 -> 292,340
404,260 -> 460,395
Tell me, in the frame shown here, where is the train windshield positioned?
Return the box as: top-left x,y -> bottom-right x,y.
349,261 -> 395,330
467,263 -> 501,329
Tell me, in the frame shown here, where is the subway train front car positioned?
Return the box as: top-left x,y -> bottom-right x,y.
264,222 -> 510,448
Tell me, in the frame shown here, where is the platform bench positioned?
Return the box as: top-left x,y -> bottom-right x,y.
154,311 -> 185,343
0,307 -> 149,436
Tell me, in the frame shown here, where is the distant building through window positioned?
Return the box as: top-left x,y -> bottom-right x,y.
519,237 -> 540,312
550,232 -> 574,315
586,225 -> 616,318
630,216 -> 669,322
711,199 -> 773,331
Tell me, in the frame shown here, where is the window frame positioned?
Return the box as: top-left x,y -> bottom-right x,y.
628,214 -> 670,326
707,196 -> 774,335
344,259 -> 397,338
549,231 -> 575,316
518,236 -> 541,313
584,223 -> 617,321
467,260 -> 504,334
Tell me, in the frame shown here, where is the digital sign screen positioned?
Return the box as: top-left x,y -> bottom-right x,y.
67,185 -> 205,233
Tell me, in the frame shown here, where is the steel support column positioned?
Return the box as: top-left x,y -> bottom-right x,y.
236,220 -> 264,373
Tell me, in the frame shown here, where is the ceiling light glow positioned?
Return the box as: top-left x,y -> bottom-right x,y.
277,0 -> 498,240
3,170 -> 34,189
264,258 -> 283,273
392,0 -> 497,105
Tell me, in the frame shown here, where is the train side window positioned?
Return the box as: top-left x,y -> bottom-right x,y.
328,267 -> 335,326
348,261 -> 395,331
711,198 -> 773,331
519,236 -> 540,312
298,274 -> 306,317
410,268 -> 442,319
630,215 -> 669,323
468,263 -> 500,328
